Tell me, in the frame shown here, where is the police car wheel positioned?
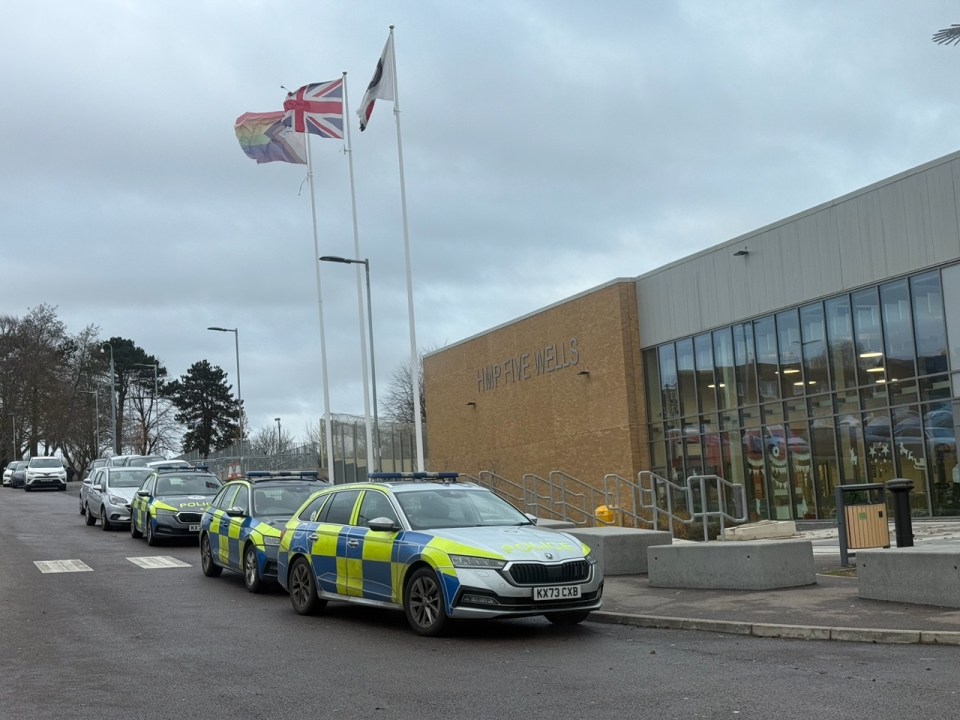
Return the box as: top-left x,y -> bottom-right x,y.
544,610 -> 590,626
100,507 -> 112,531
200,535 -> 222,577
145,517 -> 159,546
84,505 -> 96,526
130,516 -> 142,539
243,544 -> 264,593
404,567 -> 449,637
289,557 -> 325,615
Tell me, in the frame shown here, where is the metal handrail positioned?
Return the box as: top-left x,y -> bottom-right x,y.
475,470 -> 526,508
601,473 -> 654,528
637,471 -> 747,540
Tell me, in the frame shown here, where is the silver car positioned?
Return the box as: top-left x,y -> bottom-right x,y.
83,467 -> 152,530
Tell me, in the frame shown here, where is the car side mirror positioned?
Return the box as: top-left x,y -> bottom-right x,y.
524,513 -> 538,525
136,490 -> 150,497
368,517 -> 398,532
226,506 -> 246,518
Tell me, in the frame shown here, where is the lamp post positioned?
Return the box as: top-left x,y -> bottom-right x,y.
82,390 -> 99,455
207,327 -> 243,473
134,363 -> 158,452
319,255 -> 380,471
275,417 -> 281,451
100,342 -> 117,455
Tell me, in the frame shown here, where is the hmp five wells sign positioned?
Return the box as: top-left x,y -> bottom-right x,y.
476,337 -> 580,392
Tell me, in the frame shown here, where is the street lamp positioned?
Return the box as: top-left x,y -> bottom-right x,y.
100,342 -> 117,455
319,255 -> 380,471
207,327 -> 243,473
134,363 -> 159,452
275,417 -> 281,451
82,389 -> 99,455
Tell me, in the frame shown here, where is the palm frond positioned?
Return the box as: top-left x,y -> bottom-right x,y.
932,24 -> 960,46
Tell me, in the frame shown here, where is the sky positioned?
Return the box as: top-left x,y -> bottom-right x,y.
3,1 -> 960,444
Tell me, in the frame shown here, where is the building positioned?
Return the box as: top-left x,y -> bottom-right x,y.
424,149 -> 960,521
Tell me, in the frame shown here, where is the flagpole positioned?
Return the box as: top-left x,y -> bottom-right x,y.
341,72 -> 377,474
305,129 -> 337,484
386,25 -> 425,472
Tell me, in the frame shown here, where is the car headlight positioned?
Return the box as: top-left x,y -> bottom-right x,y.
262,536 -> 281,547
449,554 -> 506,570
108,494 -> 127,505
155,508 -> 176,516
585,551 -> 598,565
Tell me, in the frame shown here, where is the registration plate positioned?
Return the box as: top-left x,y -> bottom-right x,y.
533,585 -> 581,601
188,524 -> 201,532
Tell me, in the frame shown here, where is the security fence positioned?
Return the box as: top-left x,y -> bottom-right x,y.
176,416 -> 420,484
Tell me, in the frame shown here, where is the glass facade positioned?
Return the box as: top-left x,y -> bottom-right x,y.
644,266 -> 960,520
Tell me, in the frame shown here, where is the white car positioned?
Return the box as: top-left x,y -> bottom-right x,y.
24,456 -> 67,491
2,462 -> 19,487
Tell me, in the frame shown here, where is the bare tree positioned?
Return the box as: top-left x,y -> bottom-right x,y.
250,423 -> 295,455
381,350 -> 427,424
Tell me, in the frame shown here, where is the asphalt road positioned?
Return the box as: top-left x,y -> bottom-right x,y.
1,485 -> 958,720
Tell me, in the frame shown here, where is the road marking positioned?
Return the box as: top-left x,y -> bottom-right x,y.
34,560 -> 93,573
126,556 -> 192,569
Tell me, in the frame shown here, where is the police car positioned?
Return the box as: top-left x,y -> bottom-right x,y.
276,473 -> 603,636
129,466 -> 222,546
199,471 -> 326,593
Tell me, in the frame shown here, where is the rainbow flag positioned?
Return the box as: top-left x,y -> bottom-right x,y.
234,111 -> 307,165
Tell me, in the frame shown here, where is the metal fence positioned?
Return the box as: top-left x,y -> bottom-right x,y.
176,416 -> 420,484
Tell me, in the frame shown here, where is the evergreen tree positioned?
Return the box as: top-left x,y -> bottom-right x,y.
167,360 -> 240,456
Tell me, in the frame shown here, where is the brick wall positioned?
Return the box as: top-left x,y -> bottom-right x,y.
424,281 -> 650,488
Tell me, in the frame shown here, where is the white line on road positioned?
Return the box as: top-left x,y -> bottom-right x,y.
34,559 -> 94,573
126,556 -> 192,569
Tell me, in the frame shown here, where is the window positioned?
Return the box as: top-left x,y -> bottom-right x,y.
911,272 -> 948,376
297,495 -> 327,522
357,491 -> 400,527
676,338 -> 696,417
800,303 -> 829,390
777,309 -> 803,398
852,287 -> 885,386
880,279 -> 916,381
659,344 -> 679,421
754,316 -> 779,402
694,333 -> 716,415
319,490 -> 361,525
213,485 -> 240,510
825,295 -> 856,390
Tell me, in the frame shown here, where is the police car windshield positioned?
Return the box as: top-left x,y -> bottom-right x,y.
109,468 -> 152,488
155,474 -> 220,495
253,484 -> 318,516
396,488 -> 532,530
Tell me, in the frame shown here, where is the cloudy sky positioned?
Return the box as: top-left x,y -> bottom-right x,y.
3,1 -> 960,443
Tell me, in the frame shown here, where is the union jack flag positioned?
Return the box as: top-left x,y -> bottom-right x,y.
283,79 -> 344,139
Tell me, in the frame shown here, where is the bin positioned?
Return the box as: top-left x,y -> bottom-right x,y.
835,483 -> 890,566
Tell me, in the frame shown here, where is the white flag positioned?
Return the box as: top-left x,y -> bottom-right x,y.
357,34 -> 395,131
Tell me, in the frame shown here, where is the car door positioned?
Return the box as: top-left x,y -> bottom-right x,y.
222,485 -> 249,571
206,484 -> 241,569
310,489 -> 361,596
81,468 -> 98,509
132,474 -> 156,532
351,490 -> 402,603
87,469 -> 106,517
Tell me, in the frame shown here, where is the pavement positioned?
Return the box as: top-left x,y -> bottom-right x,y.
590,520 -> 960,645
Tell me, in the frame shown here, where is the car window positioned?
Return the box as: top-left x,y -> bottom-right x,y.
141,476 -> 156,494
253,483 -> 319,516
319,490 -> 361,525
213,485 -> 240,510
232,486 -> 250,514
397,489 -> 530,530
297,495 -> 327,522
356,491 -> 399,527
155,474 -> 221,495
30,458 -> 63,468
109,468 -> 152,488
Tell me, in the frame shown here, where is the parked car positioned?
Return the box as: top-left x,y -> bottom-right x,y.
126,455 -> 166,467
24,456 -> 67,491
82,458 -> 109,481
10,461 -> 27,488
276,474 -> 603,636
4,461 -> 25,487
106,455 -> 142,467
199,471 -> 326,593
130,467 -> 222,546
84,466 -> 153,530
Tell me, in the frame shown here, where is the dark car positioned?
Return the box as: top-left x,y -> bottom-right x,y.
130,467 -> 222,546
10,461 -> 27,489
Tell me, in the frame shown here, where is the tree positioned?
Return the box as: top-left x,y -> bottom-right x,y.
250,423 -> 295,456
167,360 -> 240,457
101,337 -> 165,456
381,350 -> 427,424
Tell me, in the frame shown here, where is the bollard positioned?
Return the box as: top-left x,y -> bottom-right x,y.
886,478 -> 915,548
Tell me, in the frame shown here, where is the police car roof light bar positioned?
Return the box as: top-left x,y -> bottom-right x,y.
369,471 -> 460,483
